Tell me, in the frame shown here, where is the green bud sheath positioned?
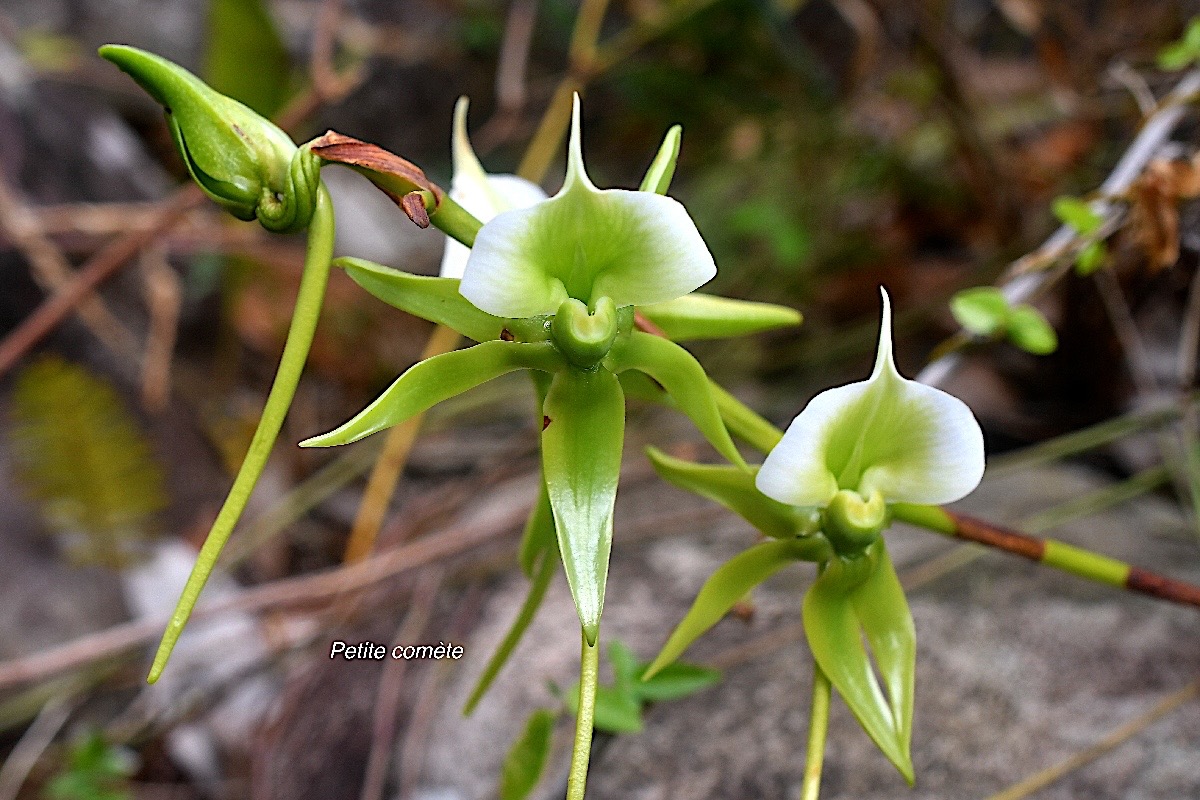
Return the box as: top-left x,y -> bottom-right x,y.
823,489 -> 887,557
99,45 -> 319,232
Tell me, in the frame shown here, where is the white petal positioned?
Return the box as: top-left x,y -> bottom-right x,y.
757,288 -> 985,507
460,94 -> 715,317
438,98 -> 547,278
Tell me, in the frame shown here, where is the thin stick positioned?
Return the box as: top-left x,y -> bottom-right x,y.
799,663 -> 832,800
918,67 -> 1200,388
566,630 -> 600,800
0,473 -> 528,691
0,184 -> 202,378
358,568 -> 444,800
0,697 -> 72,800
984,679 -> 1200,800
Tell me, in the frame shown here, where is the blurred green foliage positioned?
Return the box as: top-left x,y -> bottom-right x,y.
43,731 -> 137,800
9,357 -> 168,567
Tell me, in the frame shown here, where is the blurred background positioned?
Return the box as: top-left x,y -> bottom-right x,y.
2,0 -> 1200,798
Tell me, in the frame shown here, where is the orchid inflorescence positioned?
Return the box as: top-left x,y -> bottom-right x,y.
101,44 -> 985,798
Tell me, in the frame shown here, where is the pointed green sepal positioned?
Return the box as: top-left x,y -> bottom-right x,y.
639,293 -> 802,341
301,341 -> 564,447
638,125 -> 682,195
541,368 -> 625,645
645,447 -> 823,542
335,257 -> 507,343
644,538 -> 825,679
99,45 -> 319,233
607,331 -> 745,468
803,542 -> 915,783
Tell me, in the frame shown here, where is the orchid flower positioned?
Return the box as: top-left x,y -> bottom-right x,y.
303,95 -> 753,647
757,287 -> 985,551
439,98 -> 547,279
644,288 -> 985,783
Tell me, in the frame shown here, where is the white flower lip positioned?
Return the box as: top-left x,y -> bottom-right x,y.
756,287 -> 985,509
439,97 -> 547,279
458,94 -> 716,318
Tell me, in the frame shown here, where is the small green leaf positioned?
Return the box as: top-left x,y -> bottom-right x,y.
499,709 -> 557,800
803,544 -> 914,783
1006,305 -> 1058,355
1159,19 -> 1200,70
638,125 -> 682,194
949,286 -> 1009,337
1052,196 -> 1102,235
337,257 -> 507,343
639,293 -> 802,341
463,551 -> 556,716
541,368 -> 625,645
645,447 -> 820,541
645,539 -> 818,678
205,0 -> 290,117
565,683 -> 644,733
634,662 -> 721,702
1074,240 -> 1107,276
301,341 -> 563,447
608,640 -> 641,697
606,332 -> 745,468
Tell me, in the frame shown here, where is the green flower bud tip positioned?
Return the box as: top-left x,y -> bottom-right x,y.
99,45 -> 319,232
756,287 -> 985,517
459,93 -> 716,318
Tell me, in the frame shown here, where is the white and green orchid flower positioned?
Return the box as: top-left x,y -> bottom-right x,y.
439,97 -> 547,280
756,286 -> 985,547
645,288 -> 984,784
459,94 -> 717,318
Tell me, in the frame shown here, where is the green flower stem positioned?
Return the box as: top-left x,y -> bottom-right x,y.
406,189 -> 482,249
891,504 -> 1200,608
705,377 -> 1200,609
147,182 -> 336,684
567,628 -> 600,800
800,663 -> 832,800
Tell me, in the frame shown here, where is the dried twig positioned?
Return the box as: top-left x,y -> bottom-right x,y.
918,67 -> 1200,387
358,568 -> 444,800
0,696 -> 73,800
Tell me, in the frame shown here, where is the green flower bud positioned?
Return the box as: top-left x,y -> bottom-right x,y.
822,489 -> 887,557
99,45 -> 320,233
551,296 -> 620,368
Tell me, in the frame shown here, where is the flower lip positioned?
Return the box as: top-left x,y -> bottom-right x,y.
458,94 -> 716,318
755,287 -> 985,510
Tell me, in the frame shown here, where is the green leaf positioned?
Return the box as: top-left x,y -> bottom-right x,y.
645,539 -> 818,678
638,125 -> 681,194
1074,240 -> 1107,276
463,551 -> 556,716
606,331 -> 745,468
519,478 -> 557,577
541,368 -> 625,645
301,341 -> 563,447
565,683 -> 644,733
803,544 -> 914,783
337,257 -> 507,343
645,447 -> 821,541
608,640 -> 641,697
634,662 -> 721,702
1006,305 -> 1058,355
1052,196 -> 1102,235
639,293 -> 802,340
949,286 -> 1009,337
499,709 -> 556,800
205,0 -> 290,117
1158,19 -> 1200,70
